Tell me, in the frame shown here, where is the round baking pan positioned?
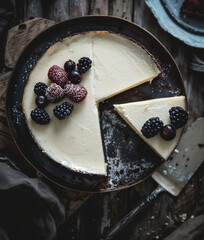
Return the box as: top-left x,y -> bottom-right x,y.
6,16 -> 186,193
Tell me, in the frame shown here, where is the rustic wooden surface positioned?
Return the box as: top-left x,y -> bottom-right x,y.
1,1 -> 204,240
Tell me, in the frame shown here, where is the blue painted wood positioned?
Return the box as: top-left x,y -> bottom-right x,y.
145,0 -> 204,48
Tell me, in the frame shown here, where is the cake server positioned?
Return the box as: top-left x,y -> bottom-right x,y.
102,118 -> 204,240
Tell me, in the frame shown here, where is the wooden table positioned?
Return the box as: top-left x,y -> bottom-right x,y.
1,1 -> 204,239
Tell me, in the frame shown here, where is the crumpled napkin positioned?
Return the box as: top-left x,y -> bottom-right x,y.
0,156 -> 65,240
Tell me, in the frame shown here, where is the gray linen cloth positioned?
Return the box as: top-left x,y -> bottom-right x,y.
0,156 -> 65,240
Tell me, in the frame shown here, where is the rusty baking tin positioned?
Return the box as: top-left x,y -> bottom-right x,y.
6,16 -> 186,193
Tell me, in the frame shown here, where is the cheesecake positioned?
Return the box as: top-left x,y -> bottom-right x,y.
22,31 -> 162,176
114,96 -> 187,160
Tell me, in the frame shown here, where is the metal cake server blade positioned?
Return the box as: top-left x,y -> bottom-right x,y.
102,118 -> 204,240
152,117 -> 204,196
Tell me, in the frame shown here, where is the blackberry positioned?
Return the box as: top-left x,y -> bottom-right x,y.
141,117 -> 164,138
31,108 -> 50,125
34,82 -> 48,96
64,60 -> 75,72
169,106 -> 188,128
53,102 -> 74,120
77,57 -> 92,73
160,124 -> 176,141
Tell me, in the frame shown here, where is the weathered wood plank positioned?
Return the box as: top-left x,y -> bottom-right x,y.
45,0 -> 90,22
23,0 -> 43,21
133,0 -> 146,27
109,0 -> 133,21
69,0 -> 90,18
0,71 -> 19,153
45,0 -> 70,22
90,0 -> 109,15
5,18 -> 55,69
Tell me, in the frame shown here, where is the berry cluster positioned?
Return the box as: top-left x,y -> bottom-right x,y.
31,82 -> 49,124
141,106 -> 188,141
30,57 -> 92,124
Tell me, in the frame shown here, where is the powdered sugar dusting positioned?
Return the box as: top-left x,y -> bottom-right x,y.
64,83 -> 87,102
48,65 -> 68,87
45,83 -> 65,102
12,103 -> 23,125
101,109 -> 155,189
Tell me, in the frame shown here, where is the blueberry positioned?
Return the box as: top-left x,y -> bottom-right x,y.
68,70 -> 82,84
160,124 -> 176,141
64,60 -> 75,72
35,95 -> 48,108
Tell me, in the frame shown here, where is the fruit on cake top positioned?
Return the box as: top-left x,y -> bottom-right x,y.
22,31 -> 164,176
114,96 -> 188,160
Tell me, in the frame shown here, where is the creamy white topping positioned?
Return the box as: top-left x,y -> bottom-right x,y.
92,32 -> 161,102
23,31 -> 161,175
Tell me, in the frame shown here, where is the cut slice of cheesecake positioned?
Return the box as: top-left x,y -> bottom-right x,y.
114,96 -> 187,160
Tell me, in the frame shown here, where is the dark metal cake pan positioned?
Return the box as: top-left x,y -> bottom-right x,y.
6,16 -> 186,193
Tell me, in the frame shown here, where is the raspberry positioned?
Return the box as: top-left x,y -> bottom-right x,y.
31,108 -> 50,125
64,60 -> 75,72
45,83 -> 65,103
48,65 -> 68,87
169,106 -> 188,128
64,84 -> 88,103
34,82 -> 48,96
141,117 -> 164,138
77,57 -> 92,73
53,102 -> 74,120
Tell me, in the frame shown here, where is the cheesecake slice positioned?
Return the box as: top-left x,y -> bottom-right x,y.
22,31 -> 161,176
114,96 -> 186,160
